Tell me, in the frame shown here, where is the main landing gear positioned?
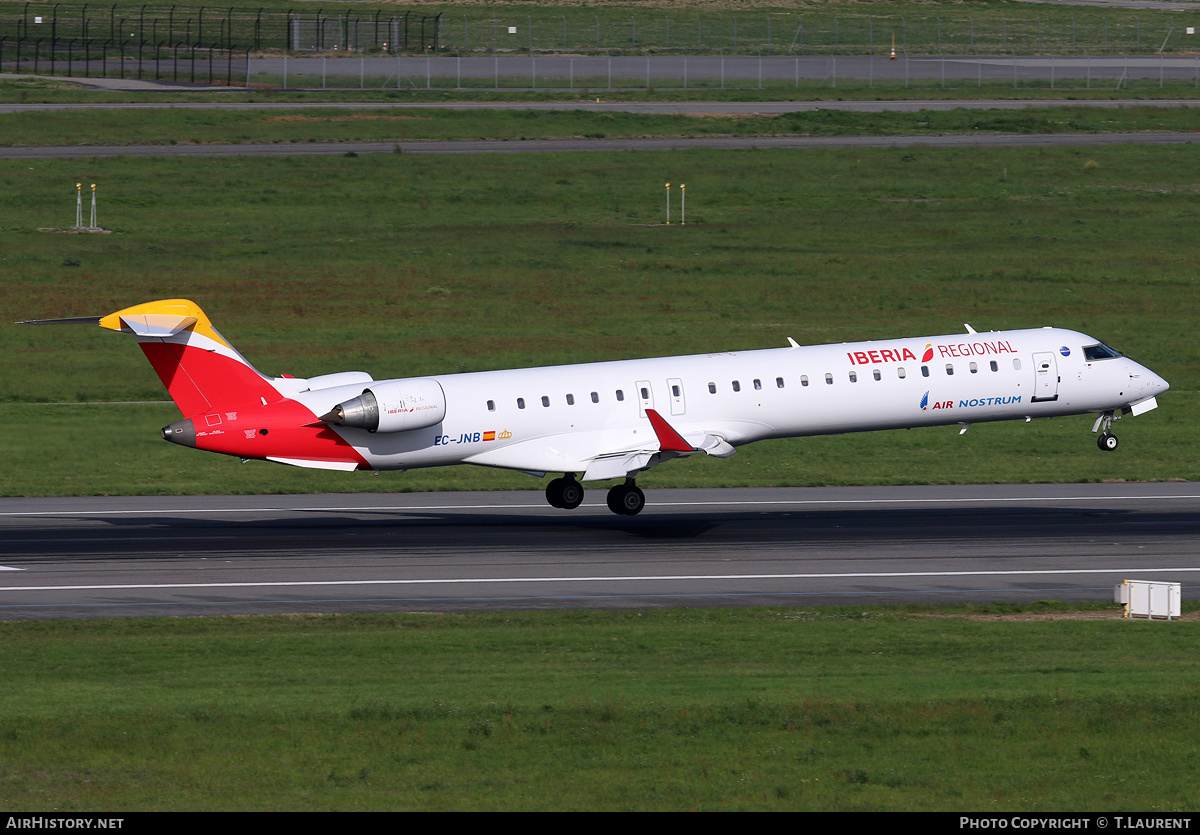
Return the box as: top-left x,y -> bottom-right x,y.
544,475 -> 646,515
1093,410 -> 1119,452
545,474 -> 584,509
606,479 -> 646,516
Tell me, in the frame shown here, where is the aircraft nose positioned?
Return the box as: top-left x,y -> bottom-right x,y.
1133,363 -> 1170,398
1147,370 -> 1170,397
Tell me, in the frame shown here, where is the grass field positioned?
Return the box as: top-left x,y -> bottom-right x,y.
2,141 -> 1195,494
1,606 -> 1197,811
6,102 -> 1200,146
0,0 -> 1191,57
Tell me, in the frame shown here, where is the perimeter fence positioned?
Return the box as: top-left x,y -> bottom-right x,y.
255,53 -> 1200,94
0,38 -> 249,85
0,4 -> 444,54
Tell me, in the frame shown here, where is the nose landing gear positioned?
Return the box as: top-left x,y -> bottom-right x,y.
1093,411 -> 1119,452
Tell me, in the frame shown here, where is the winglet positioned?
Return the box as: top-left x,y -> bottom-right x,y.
645,408 -> 695,453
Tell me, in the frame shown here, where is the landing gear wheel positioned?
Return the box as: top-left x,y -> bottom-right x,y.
1098,433 -> 1119,452
546,476 -> 584,509
545,478 -> 566,508
606,482 -> 645,516
559,479 -> 584,509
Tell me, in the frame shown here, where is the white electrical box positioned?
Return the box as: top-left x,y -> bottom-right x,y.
1115,579 -> 1181,620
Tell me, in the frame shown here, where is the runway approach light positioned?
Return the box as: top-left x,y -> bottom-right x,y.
664,183 -> 687,226
72,183 -> 99,231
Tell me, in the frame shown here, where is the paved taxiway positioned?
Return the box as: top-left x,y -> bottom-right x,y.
1,483 -> 1197,620
5,131 -> 1200,160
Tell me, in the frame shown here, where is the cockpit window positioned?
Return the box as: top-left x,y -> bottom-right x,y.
1083,343 -> 1122,361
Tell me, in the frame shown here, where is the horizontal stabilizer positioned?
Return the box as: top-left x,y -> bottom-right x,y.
114,313 -> 198,338
16,315 -> 102,325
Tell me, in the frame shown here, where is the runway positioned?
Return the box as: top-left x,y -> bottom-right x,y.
1,483 -> 1197,620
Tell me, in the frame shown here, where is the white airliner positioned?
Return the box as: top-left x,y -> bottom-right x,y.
24,299 -> 1169,515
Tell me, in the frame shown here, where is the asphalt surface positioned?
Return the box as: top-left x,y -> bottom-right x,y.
2,483 -> 1198,619
6,78 -> 1200,159
5,131 -> 1200,160
4,98 -> 1200,114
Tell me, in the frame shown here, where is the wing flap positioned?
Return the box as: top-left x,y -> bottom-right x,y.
582,451 -> 657,482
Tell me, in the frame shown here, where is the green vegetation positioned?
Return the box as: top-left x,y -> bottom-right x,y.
4,103 -> 1200,147
1,606 -> 1197,811
3,141 -> 1195,495
0,0 -> 1192,56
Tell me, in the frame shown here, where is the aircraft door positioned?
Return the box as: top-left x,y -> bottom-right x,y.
667,378 -> 686,415
636,380 -> 654,417
1032,352 -> 1059,402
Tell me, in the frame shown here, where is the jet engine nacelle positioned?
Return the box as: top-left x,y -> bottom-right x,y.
321,378 -> 446,434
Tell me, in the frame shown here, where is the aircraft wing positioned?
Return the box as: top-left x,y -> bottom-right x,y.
582,409 -> 735,480
464,408 -> 734,482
